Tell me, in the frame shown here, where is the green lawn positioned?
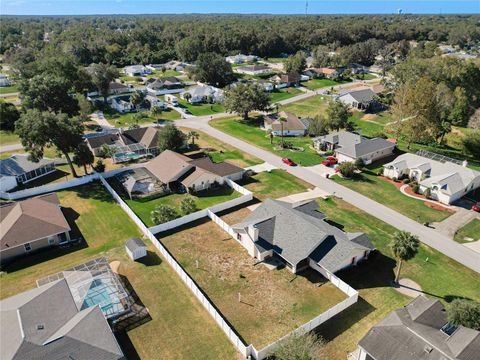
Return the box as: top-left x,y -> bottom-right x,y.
270,87 -> 303,103
0,130 -> 20,145
332,164 -> 452,224
211,116 -> 324,166
146,69 -> 182,78
454,219 -> 480,243
104,109 -> 181,127
121,185 -> 241,227
119,76 -> 143,82
0,182 -> 237,359
177,98 -> 225,116
0,85 -> 18,94
280,94 -> 330,118
314,197 -> 480,359
302,78 -> 349,91
348,112 -> 385,138
239,169 -> 311,200
264,57 -> 288,63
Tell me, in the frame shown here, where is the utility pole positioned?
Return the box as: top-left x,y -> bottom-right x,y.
305,0 -> 308,16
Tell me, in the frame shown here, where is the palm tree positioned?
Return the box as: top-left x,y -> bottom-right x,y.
183,92 -> 192,103
130,91 -> 145,110
150,105 -> 163,123
391,231 -> 420,283
279,116 -> 287,148
187,130 -> 199,146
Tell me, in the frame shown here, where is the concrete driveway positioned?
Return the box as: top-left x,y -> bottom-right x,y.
306,164 -> 336,178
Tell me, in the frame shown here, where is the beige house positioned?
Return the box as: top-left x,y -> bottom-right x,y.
0,193 -> 71,264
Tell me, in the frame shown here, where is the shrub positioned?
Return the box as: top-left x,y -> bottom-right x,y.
354,157 -> 365,169
93,159 -> 105,172
402,178 -> 411,184
412,184 -> 420,193
338,162 -> 357,178
423,187 -> 431,199
151,204 -> 178,225
392,177 -> 398,182
447,299 -> 480,330
325,150 -> 335,156
180,196 -> 198,215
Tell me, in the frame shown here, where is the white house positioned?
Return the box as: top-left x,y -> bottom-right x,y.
263,111 -> 310,137
0,74 -> 11,87
125,237 -> 147,261
0,154 -> 56,191
124,65 -> 151,77
313,131 -> 396,165
336,88 -> 377,110
383,153 -> 480,204
145,95 -> 168,109
226,54 -> 258,64
146,76 -> 183,96
110,96 -> 134,113
234,64 -> 272,75
181,85 -> 224,104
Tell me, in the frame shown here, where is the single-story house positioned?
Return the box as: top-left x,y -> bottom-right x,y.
145,94 -> 168,109
357,295 -> 480,360
255,79 -> 274,92
268,74 -> 288,89
280,73 -> 301,86
336,88 -> 377,110
0,272 -> 125,360
0,74 -> 11,87
0,193 -> 71,264
232,199 -> 375,274
383,153 -> 480,204
0,154 -> 56,191
226,54 -> 258,64
110,95 -> 135,113
146,76 -> 183,96
86,127 -> 162,163
126,237 -> 147,261
124,65 -> 151,77
314,131 -> 396,164
345,63 -> 368,74
181,85 -> 224,104
164,60 -> 191,72
142,150 -> 244,193
87,82 -> 132,98
263,111 -> 311,137
234,64 -> 272,75
316,67 -> 339,79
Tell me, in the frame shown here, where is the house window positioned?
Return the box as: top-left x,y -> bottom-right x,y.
236,233 -> 241,241
24,243 -> 32,252
48,237 -> 56,245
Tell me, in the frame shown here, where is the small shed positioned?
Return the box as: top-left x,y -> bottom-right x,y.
125,237 -> 147,261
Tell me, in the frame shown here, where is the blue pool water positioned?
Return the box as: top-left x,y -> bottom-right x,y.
81,279 -> 115,313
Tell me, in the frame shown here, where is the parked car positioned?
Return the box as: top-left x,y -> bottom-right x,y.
322,156 -> 338,166
282,157 -> 296,166
472,202 -> 480,212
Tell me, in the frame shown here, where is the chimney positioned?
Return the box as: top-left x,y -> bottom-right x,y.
247,225 -> 259,241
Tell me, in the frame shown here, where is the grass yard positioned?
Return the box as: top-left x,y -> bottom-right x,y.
0,85 -> 18,94
348,112 -> 385,138
211,116 -> 324,166
177,98 -> 226,116
104,109 -> 181,127
454,218 -> 480,243
240,169 -> 311,201
332,164 -> 452,224
0,182 -> 238,359
159,208 -> 347,348
0,130 -> 20,145
270,87 -> 303,103
280,94 -> 330,118
312,197 -> 480,359
302,78 -> 349,91
146,69 -> 182,78
179,126 -> 262,168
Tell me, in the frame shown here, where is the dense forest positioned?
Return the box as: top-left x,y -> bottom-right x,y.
1,14 -> 479,67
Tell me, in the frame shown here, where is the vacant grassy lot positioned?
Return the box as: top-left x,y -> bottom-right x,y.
313,197 -> 480,359
0,182 -> 238,359
332,166 -> 451,224
270,87 -> 303,103
280,94 -> 330,118
179,126 -> 262,168
104,109 -> 181,127
160,208 -> 347,348
240,169 -> 311,200
122,185 -> 241,227
177,98 -> 225,116
0,85 -> 18,94
454,218 -> 480,243
0,130 -> 20,145
302,78 -> 348,91
211,116 -> 324,166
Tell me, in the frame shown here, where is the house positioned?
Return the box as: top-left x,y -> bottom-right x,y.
143,150 -> 244,193
146,76 -> 183,96
125,237 -> 147,261
86,127 -> 162,162
116,167 -> 166,199
314,131 -> 396,165
357,295 -> 480,360
346,63 -> 368,74
317,67 -> 339,79
232,199 -> 375,274
383,153 -> 480,204
234,64 -> 272,75
268,74 -> 288,89
110,95 -> 134,113
123,65 -> 151,77
226,54 -> 258,64
164,60 -> 190,72
88,82 -> 131,97
336,88 -> 377,110
0,154 -> 56,192
145,94 -> 168,109
255,79 -> 274,92
181,85 -> 224,104
0,273 -> 125,360
0,193 -> 71,264
280,73 -> 301,86
263,111 -> 311,137
0,74 -> 11,87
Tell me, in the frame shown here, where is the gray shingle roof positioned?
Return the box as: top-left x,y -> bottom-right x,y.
359,295 -> 480,360
339,88 -> 376,104
0,155 -> 55,177
233,199 -> 374,272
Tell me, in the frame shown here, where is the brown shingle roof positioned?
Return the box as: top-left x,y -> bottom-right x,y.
0,194 -> 70,250
145,150 -> 192,183
264,111 -> 308,132
188,157 -> 244,177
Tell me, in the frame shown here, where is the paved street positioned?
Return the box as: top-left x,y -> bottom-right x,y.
0,142 -> 23,153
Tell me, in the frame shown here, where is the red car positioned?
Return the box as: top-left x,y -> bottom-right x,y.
322,156 -> 338,166
472,203 -> 480,212
282,157 -> 296,166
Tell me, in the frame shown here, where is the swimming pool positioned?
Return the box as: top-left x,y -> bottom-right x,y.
81,279 -> 119,316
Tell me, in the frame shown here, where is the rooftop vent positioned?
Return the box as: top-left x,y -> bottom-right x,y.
36,324 -> 44,330
424,345 -> 433,353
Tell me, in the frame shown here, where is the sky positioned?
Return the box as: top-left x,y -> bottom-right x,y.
1,0 -> 479,15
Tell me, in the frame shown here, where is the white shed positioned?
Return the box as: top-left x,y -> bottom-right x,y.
125,237 -> 147,261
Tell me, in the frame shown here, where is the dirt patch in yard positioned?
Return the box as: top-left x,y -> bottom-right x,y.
361,114 -> 377,121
